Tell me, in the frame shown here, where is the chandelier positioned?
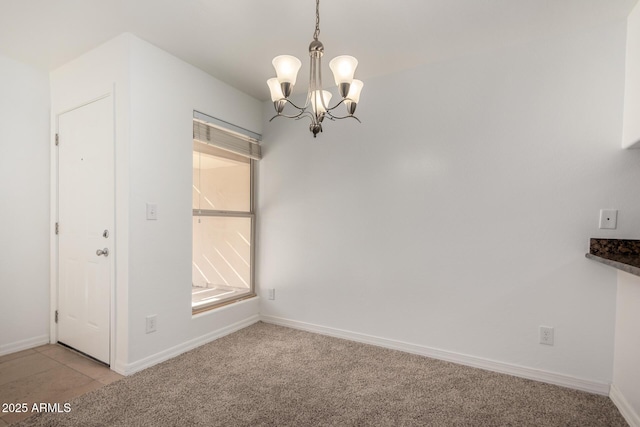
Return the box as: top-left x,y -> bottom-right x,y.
266,0 -> 363,137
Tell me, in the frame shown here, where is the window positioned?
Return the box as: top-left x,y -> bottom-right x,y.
191,113 -> 260,313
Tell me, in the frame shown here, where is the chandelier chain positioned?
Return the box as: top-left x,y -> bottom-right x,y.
313,0 -> 320,41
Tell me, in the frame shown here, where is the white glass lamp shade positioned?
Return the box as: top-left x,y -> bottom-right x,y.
311,90 -> 332,114
346,79 -> 364,103
272,55 -> 302,85
329,55 -> 358,85
267,78 -> 285,101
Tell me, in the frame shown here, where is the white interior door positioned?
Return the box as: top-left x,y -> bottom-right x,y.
57,96 -> 113,364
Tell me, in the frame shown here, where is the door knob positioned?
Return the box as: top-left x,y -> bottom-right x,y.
96,248 -> 109,257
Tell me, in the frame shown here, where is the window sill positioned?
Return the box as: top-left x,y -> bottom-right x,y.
191,292 -> 257,316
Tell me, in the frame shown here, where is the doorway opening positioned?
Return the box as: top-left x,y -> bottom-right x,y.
56,95 -> 113,365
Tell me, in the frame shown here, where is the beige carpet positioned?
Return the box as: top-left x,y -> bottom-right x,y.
17,322 -> 626,426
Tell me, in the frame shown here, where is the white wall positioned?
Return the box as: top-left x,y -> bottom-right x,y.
126,36 -> 262,366
50,33 -> 263,372
258,21 -> 640,389
0,54 -> 50,354
612,271 -> 640,425
623,0 -> 640,148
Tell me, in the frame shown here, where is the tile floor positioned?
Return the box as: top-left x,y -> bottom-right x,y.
0,344 -> 123,425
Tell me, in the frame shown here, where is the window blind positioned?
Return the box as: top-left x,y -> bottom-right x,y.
193,112 -> 261,160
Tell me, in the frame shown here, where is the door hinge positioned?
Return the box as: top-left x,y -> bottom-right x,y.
55,310 -> 59,323
55,222 -> 59,235
55,133 -> 59,146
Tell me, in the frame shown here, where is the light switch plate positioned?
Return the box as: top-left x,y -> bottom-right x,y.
146,203 -> 158,220
599,209 -> 617,229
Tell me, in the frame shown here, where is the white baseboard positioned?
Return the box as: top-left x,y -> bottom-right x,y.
610,384 -> 640,427
260,315 -> 610,396
113,314 -> 260,376
0,335 -> 50,356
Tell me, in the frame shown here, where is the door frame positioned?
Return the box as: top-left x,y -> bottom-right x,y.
50,93 -> 116,366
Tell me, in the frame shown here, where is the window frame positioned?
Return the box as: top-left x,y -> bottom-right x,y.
191,149 -> 257,315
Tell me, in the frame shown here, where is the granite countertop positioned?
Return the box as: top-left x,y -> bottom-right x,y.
585,238 -> 640,277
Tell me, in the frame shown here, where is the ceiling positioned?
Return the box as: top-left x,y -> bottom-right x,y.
0,0 -> 637,101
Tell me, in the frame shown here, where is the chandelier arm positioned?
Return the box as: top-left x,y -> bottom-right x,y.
311,54 -> 318,104
303,89 -> 312,110
296,111 -> 316,121
312,62 -> 319,124
269,111 -> 307,121
317,56 -> 330,113
305,55 -> 314,110
269,99 -> 317,121
325,111 -> 362,123
323,98 -> 361,122
325,97 -> 347,112
324,98 -> 362,121
304,51 -> 313,110
269,114 -> 297,122
282,98 -> 308,111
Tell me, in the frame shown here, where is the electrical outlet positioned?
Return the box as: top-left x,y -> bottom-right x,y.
146,315 -> 157,333
539,326 -> 554,346
267,288 -> 275,300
